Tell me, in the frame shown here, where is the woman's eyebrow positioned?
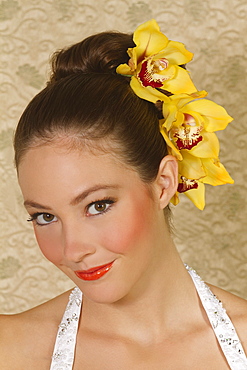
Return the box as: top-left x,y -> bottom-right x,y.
23,200 -> 52,210
70,184 -> 119,206
23,184 -> 119,210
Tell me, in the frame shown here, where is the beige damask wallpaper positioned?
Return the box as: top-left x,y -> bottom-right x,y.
0,0 -> 247,314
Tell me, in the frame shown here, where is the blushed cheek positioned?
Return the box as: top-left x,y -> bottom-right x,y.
34,231 -> 63,265
103,197 -> 154,254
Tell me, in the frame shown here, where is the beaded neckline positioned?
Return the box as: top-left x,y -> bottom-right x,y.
50,287 -> 82,369
186,265 -> 247,369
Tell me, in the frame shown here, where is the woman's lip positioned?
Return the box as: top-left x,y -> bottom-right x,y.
75,261 -> 114,281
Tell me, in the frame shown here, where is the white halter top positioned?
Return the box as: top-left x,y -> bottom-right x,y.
50,265 -> 247,369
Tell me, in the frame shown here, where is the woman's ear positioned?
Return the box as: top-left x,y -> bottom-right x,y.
154,155 -> 178,209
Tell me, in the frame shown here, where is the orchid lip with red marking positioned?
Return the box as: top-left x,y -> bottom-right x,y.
138,60 -> 163,88
75,261 -> 114,281
178,177 -> 198,193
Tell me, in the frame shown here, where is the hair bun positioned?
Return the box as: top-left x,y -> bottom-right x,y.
49,32 -> 135,84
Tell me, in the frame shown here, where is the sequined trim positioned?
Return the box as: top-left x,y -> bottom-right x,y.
186,264 -> 247,369
50,287 -> 82,369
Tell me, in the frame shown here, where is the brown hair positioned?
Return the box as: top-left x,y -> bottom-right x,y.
14,31 -> 168,184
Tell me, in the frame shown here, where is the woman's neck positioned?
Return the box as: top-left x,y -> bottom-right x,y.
80,241 -> 201,344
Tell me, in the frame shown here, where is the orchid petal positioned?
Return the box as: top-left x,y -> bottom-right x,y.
133,19 -> 169,60
130,77 -> 168,103
178,151 -> 206,179
170,91 -> 208,107
154,64 -> 176,80
162,104 -> 179,131
170,111 -> 186,129
170,192 -> 180,206
160,40 -> 193,65
190,132 -> 219,158
160,127 -> 182,160
184,99 -> 233,132
116,63 -> 133,76
201,158 -> 234,185
163,66 -> 197,94
184,181 -> 205,210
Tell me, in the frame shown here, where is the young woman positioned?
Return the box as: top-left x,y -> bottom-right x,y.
0,20 -> 246,369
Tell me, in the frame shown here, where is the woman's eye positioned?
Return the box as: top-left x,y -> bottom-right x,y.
28,213 -> 57,226
87,200 -> 114,216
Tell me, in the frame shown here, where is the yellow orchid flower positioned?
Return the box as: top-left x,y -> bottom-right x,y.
116,19 -> 196,100
161,92 -> 233,158
170,176 -> 205,210
173,154 -> 234,210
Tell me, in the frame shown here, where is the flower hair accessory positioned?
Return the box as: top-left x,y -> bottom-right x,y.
116,19 -> 233,210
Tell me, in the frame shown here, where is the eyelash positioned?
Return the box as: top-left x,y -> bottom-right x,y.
27,212 -> 41,222
27,197 -> 116,225
27,212 -> 56,226
86,197 -> 116,216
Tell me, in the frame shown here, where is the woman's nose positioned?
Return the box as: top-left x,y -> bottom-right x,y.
62,221 -> 97,263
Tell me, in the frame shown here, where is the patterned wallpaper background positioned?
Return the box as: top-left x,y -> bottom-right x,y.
0,0 -> 247,313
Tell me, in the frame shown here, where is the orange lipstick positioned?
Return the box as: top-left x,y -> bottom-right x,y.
75,261 -> 114,281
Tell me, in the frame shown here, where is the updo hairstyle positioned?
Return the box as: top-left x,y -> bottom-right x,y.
14,31 -> 169,185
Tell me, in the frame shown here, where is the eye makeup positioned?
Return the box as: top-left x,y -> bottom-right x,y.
27,196 -> 117,226
86,197 -> 116,216
27,212 -> 57,226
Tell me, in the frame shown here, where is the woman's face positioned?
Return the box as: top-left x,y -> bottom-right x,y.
18,141 -> 169,303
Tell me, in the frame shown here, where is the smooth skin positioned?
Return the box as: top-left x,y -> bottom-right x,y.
0,139 -> 247,369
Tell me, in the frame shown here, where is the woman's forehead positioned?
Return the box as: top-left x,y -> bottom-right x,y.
18,134 -> 136,175
18,140 -> 150,210
18,140 -> 137,186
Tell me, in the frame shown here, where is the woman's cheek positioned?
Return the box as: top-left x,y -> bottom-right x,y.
34,228 -> 63,264
102,199 -> 153,254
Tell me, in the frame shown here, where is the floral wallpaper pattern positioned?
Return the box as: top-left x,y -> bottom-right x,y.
0,0 -> 247,313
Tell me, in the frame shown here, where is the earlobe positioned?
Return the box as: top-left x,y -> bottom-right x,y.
155,155 -> 178,209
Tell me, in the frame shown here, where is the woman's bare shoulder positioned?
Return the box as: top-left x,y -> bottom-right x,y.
208,283 -> 247,350
0,289 -> 73,369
